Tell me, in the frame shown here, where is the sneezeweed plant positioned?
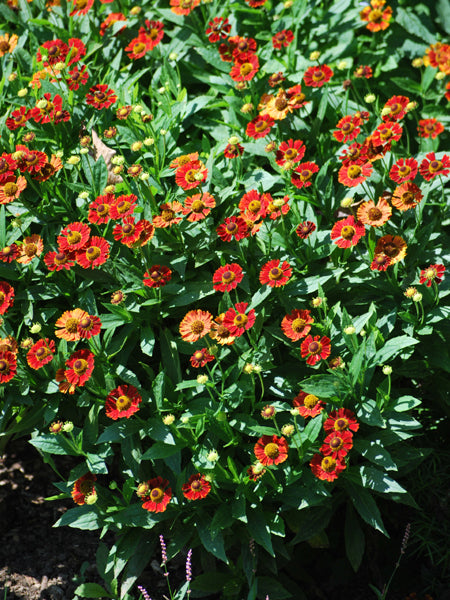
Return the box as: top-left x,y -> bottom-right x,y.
0,0 -> 449,598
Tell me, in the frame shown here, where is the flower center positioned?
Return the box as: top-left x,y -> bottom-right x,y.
330,436 -> 343,450
191,480 -> 202,490
73,359 -> 88,374
190,321 -> 204,334
222,270 -> 235,283
383,243 -> 399,258
368,207 -> 382,220
24,243 -> 38,256
0,41 -> 10,52
191,199 -> 204,212
79,480 -> 94,495
3,182 -> 18,196
380,127 -> 392,140
0,360 -> 8,372
369,9 -> 383,22
301,169 -> 312,180
95,91 -> 106,101
425,268 -> 436,279
321,457 -> 336,472
226,222 -> 238,233
341,225 -> 355,239
269,267 -> 282,280
79,316 -> 92,329
401,192 -> 414,204
312,70 -> 325,81
308,341 -> 321,354
398,165 -> 410,175
429,160 -> 442,172
150,487 -> 164,502
275,97 -> 288,110
36,347 -> 49,358
65,318 -> 79,333
86,246 -> 101,260
264,442 -> 279,458
335,418 -> 348,431
67,231 -> 82,245
96,204 -> 108,216
122,224 -> 134,234
254,120 -> 266,132
234,313 -> 248,327
133,42 -> 146,54
342,122 -> 354,132
116,395 -> 132,411
347,165 -> 361,178
117,200 -> 130,214
248,200 -> 261,213
389,103 -> 400,115
240,63 -> 253,76
304,394 -> 318,408
291,318 -> 306,332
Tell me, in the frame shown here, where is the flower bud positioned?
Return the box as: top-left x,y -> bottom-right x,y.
435,71 -> 445,80
17,88 -> 28,97
144,137 -> 154,146
412,292 -> 423,303
169,52 -> 178,61
337,60 -> 348,70
309,51 -> 320,61
36,99 -> 48,109
62,421 -> 74,432
281,424 -> 295,437
340,197 -> 353,207
241,102 -> 254,114
412,58 -> 423,68
344,325 -> 355,335
197,374 -> 208,384
207,450 -> 219,462
67,155 -> 80,165
29,323 -> 42,334
163,414 -> 175,425
85,491 -> 98,505
364,93 -> 376,103
382,365 -> 392,375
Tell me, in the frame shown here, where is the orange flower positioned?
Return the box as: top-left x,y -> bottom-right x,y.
153,201 -> 183,228
179,310 -> 213,342
260,89 -> 292,120
209,314 -> 236,346
374,235 -> 407,265
175,161 -> 207,190
357,197 -> 392,227
182,192 -> 216,222
16,234 -> 44,264
0,33 -> 18,57
382,95 -> 409,121
0,176 -> 27,204
391,182 -> 423,211
254,435 -> 288,466
281,309 -> 313,341
170,0 -> 200,15
360,0 -> 392,32
55,309 -> 89,342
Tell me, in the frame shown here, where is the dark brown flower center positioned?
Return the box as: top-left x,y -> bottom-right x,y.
116,394 -> 132,411
190,321 -> 204,334
368,207 -> 382,220
308,341 -> 321,354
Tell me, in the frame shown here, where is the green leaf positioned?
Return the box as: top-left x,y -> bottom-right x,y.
247,508 -> 274,556
354,439 -> 397,471
303,415 -> 323,444
342,479 -> 388,536
396,7 -> 435,42
288,506 -> 332,544
29,434 -> 80,456
370,336 -> 419,367
74,583 -> 114,598
196,518 -> 228,563
141,441 -> 185,460
299,374 -> 342,398
257,577 -> 292,600
436,0 -> 450,33
160,328 -> 182,384
54,506 -> 101,530
356,399 -> 385,427
358,466 -> 407,496
345,505 -> 365,572
388,395 -> 421,412
140,324 -> 155,357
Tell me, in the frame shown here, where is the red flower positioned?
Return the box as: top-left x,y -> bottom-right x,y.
286,84 -> 309,109
170,0 -> 200,15
230,52 -> 259,82
27,339 -> 55,370
175,160 -> 208,190
310,454 -> 346,482
259,259 -> 292,288
190,348 -> 214,368
303,64 -> 333,87
320,430 -> 354,459
391,182 -> 423,211
0,154 -> 17,182
105,384 -> 142,420
76,236 -> 110,269
216,216 -> 248,242
57,222 -> 91,252
85,84 -> 117,110
141,20 -> 164,50
182,474 -> 211,499
0,281 -> 14,315
213,263 -> 244,292
333,115 -> 361,143
246,115 -> 274,139
0,176 -> 27,204
296,221 -> 316,239
418,118 -> 444,139
44,250 -> 76,272
267,195 -> 290,219
153,201 -> 184,228
66,65 -> 89,90
179,310 -> 213,343
77,314 -> 101,339
370,253 -> 391,271
291,161 -> 319,188
65,348 -> 95,387
338,162 -> 373,187
15,145 -> 48,175
109,194 -> 138,220
32,93 -> 64,124
419,264 -> 446,287
354,65 -> 373,78
141,477 -> 172,513
88,194 -> 114,224
0,350 -> 17,383
268,72 -> 286,87
382,95 -> 409,121
0,244 -> 19,263
281,309 -> 314,341
224,143 -> 244,159
331,215 -> 365,248
272,29 -> 294,49
389,157 -> 418,184
206,17 -> 231,43
71,473 -> 96,505
67,38 -> 86,66
6,107 -> 32,131
293,391 -> 324,418
371,122 -> 403,146
99,12 -> 127,37
339,142 -> 367,166
70,0 -> 94,17
182,192 -> 216,221
254,435 -> 288,466
419,152 -> 450,181
36,39 -> 68,65
239,189 -> 270,220
223,302 -> 256,337
143,266 -> 172,288
360,0 -> 392,32
276,139 -> 306,168
323,408 -> 359,434
112,216 -> 141,246
300,335 -> 331,366
125,34 -> 152,60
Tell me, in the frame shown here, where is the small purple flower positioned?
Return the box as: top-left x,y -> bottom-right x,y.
137,585 -> 152,600
160,534 -> 167,565
186,548 -> 192,582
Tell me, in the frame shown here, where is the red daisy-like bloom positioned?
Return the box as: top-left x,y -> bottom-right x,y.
339,142 -> 367,166
291,161 -> 319,189
190,348 -> 214,368
0,176 -> 27,205
276,139 -> 306,168
70,0 -> 94,17
65,348 -> 95,387
44,250 -> 76,272
180,310 -> 213,343
303,64 -> 333,87
134,220 -> 155,247
338,162 -> 373,187
354,65 -> 373,78
105,384 -> 142,420
296,221 -> 316,239
418,118 -> 444,139
141,477 -> 172,513
391,182 -> 423,211
125,34 -> 152,60
224,143 -> 244,159
99,12 -> 127,37
67,38 -> 86,66
293,391 -> 325,418
66,65 -> 89,91
331,215 -> 365,248
246,114 -> 274,139
371,122 -> 403,146
182,192 -> 216,222
382,95 -> 409,121
281,309 -> 314,341
216,216 -> 248,242
389,157 -> 418,184
213,263 -> 244,292
0,281 -> 14,315
324,407 -> 359,434
0,244 -> 19,263
175,160 -> 208,190
272,29 -> 294,49
419,264 -> 446,288
34,155 -> 63,183
85,84 -> 117,110
370,253 -> 391,271
230,52 -> 259,82
76,236 -> 110,269
141,20 -> 164,50
78,314 -> 101,339
320,430 -> 354,459
153,201 -> 184,228
57,222 -> 91,252
333,115 -> 362,144
239,189 -> 270,221
143,266 -> 172,288
286,84 -> 309,110
300,335 -> 331,366
360,0 -> 392,32
267,195 -> 290,220
223,302 -> 256,337
109,194 -> 138,220
16,234 -> 44,265
88,194 -> 115,225
259,259 -> 292,288
15,145 -> 48,175
71,473 -> 96,505
6,106 -> 32,131
205,17 -> 231,43
36,39 -> 68,65
254,434 -> 288,466
27,338 -> 55,370
170,0 -> 200,15
32,93 -> 64,124
310,454 -> 346,482
0,154 -> 17,182
112,216 -> 141,246
419,152 -> 450,181
182,474 -> 211,500
0,350 -> 17,384
169,153 -> 199,170
268,72 -> 285,87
